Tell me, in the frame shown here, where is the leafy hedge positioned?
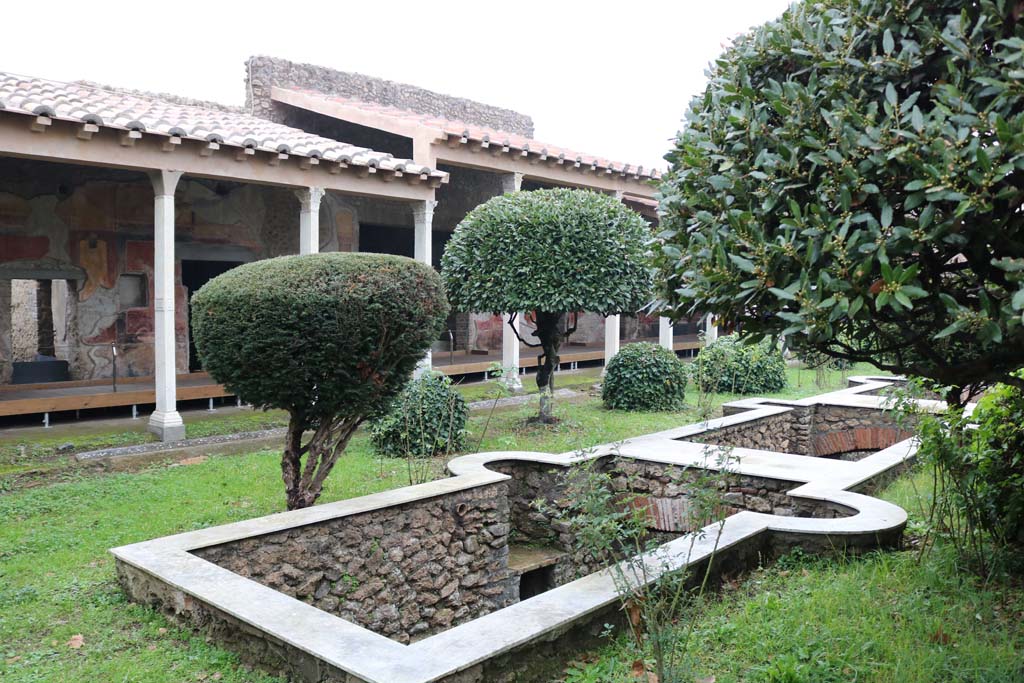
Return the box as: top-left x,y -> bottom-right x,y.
371,373 -> 468,458
692,335 -> 787,395
602,342 -> 688,411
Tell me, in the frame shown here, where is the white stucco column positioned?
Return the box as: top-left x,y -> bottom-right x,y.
148,169 -> 185,442
705,314 -> 719,344
413,200 -> 436,377
603,314 -> 621,372
297,186 -> 325,255
499,172 -> 524,389
659,316 -> 673,351
502,313 -> 523,390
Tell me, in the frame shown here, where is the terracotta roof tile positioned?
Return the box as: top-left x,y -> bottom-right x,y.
0,72 -> 446,182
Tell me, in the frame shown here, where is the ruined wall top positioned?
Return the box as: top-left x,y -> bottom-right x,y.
245,56 -> 535,137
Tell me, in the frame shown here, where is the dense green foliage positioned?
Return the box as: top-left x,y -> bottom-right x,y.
692,335 -> 787,395
972,383 -> 1024,545
192,253 -> 447,421
655,0 -> 1024,397
191,253 -> 448,508
602,343 -> 688,411
370,373 -> 468,458
441,188 -> 653,316
441,188 -> 654,421
917,379 -> 1024,561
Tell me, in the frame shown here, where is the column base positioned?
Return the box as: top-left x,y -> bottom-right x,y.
414,351 -> 432,379
148,410 -> 186,442
502,370 -> 523,392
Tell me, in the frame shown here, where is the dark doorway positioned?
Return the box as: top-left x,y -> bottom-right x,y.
519,565 -> 555,601
182,260 -> 244,372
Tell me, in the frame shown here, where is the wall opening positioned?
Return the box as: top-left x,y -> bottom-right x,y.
8,278 -> 72,384
519,565 -> 555,601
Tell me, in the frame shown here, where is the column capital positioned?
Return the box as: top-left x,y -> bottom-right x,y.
500,172 -> 524,194
412,199 -> 437,222
149,169 -> 183,197
295,186 -> 326,212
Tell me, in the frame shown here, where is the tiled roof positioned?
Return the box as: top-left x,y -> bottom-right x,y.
280,88 -> 662,181
0,72 -> 445,182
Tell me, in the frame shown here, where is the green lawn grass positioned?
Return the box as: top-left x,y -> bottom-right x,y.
563,467 -> 1024,683
5,362 -> 997,683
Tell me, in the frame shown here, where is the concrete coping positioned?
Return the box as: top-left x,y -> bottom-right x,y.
111,376 -> 924,683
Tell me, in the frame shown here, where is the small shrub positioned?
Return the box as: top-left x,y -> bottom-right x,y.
371,373 -> 468,458
692,335 -> 787,395
602,342 -> 687,411
968,383 -> 1024,546
908,374 -> 1024,576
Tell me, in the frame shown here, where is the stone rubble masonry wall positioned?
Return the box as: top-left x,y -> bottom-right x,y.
490,460 -> 606,587
610,458 -> 852,520
245,56 -> 536,137
698,409 -> 805,454
193,483 -> 517,644
706,404 -> 913,458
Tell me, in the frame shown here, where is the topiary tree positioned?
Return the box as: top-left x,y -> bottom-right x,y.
191,253 -> 448,510
441,188 -> 653,422
691,334 -> 788,395
654,0 -> 1024,406
370,372 -> 468,458
602,342 -> 688,411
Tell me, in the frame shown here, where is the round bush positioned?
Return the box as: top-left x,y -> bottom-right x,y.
371,373 -> 468,458
191,252 -> 449,422
692,335 -> 787,395
602,343 -> 688,411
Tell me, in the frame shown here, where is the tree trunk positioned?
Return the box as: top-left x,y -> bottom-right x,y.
282,410 -> 362,510
282,412 -> 307,510
534,312 -> 563,423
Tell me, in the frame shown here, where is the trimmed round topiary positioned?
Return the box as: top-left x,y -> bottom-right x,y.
191,252 -> 448,509
691,335 -> 787,395
371,372 -> 468,458
602,342 -> 688,411
441,188 -> 653,422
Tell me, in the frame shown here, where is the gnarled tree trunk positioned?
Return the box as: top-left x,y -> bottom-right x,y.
281,410 -> 363,510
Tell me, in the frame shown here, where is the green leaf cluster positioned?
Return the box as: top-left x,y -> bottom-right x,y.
190,253 -> 449,430
969,381 -> 1024,545
441,188 -> 654,315
692,335 -> 788,395
655,0 -> 1024,391
370,372 -> 468,458
601,342 -> 688,411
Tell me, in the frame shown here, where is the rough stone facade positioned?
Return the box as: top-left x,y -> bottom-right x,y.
706,404 -> 914,458
245,56 -> 535,137
194,483 -> 517,644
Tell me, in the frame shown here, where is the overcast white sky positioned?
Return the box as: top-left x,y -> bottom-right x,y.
1,0 -> 793,170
